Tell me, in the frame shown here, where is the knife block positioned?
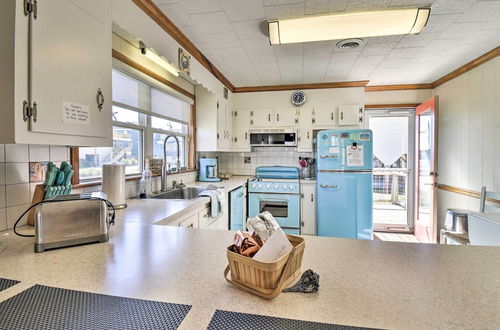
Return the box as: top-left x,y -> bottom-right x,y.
27,184 -> 45,226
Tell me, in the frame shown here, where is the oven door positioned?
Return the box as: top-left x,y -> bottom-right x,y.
248,193 -> 300,230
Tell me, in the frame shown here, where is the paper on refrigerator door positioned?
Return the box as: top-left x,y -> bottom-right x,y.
346,145 -> 364,167
253,228 -> 293,263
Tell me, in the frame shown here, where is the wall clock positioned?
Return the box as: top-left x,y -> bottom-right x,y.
291,90 -> 306,106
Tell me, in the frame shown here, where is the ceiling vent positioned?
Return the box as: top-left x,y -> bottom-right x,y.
336,38 -> 364,50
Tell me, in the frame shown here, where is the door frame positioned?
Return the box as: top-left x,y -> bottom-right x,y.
365,109 -> 416,233
415,96 -> 439,243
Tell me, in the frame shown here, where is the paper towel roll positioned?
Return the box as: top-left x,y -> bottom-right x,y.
102,164 -> 127,209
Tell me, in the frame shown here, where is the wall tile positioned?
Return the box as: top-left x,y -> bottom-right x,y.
0,186 -> 5,209
29,145 -> 50,162
6,184 -> 30,207
7,203 -> 30,229
5,163 -> 29,184
49,146 -> 69,162
5,144 -> 29,162
0,208 -> 6,232
0,164 -> 5,186
0,144 -> 4,162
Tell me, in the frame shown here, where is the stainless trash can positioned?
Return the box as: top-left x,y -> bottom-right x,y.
444,208 -> 469,234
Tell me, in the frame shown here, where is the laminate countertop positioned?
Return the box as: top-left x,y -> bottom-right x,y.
1,176 -> 499,329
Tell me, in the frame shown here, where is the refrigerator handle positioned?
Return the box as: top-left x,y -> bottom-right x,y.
320,155 -> 339,159
320,184 -> 339,189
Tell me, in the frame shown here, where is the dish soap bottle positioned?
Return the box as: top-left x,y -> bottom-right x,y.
139,159 -> 153,198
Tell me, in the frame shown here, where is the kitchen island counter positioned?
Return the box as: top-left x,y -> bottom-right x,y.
0,187 -> 499,329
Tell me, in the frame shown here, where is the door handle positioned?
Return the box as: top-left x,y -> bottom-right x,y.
311,194 -> 314,202
268,114 -> 271,122
320,155 -> 339,158
340,112 -> 344,120
96,88 -> 104,111
277,113 -> 279,121
237,192 -> 244,198
245,132 -> 248,140
331,112 -> 333,120
320,184 -> 339,189
307,131 -> 310,139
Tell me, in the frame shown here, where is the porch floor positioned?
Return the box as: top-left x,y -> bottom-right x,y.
373,203 -> 407,225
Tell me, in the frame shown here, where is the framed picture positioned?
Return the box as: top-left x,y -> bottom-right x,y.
178,48 -> 190,76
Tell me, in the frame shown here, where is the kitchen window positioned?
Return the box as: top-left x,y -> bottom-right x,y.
77,68 -> 191,182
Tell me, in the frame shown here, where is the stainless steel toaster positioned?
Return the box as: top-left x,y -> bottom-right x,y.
34,192 -> 114,253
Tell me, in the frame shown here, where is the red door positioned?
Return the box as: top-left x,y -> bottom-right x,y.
415,97 -> 438,243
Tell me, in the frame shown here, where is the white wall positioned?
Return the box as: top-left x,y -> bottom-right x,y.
365,89 -> 432,105
434,56 -> 500,228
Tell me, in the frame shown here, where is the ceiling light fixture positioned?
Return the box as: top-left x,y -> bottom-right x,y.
268,8 -> 431,45
139,41 -> 180,77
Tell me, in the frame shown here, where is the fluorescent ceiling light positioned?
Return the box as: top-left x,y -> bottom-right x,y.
139,42 -> 180,77
268,8 -> 431,45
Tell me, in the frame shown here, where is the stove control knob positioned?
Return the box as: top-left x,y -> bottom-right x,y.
282,184 -> 288,190
251,184 -> 256,188
274,184 -> 279,189
290,185 -> 295,190
258,184 -> 263,189
266,184 -> 271,189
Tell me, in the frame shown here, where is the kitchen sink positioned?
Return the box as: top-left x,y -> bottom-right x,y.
150,186 -> 208,200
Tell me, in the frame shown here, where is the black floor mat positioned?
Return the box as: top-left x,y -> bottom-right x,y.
0,284 -> 191,330
207,310 -> 378,330
0,278 -> 19,292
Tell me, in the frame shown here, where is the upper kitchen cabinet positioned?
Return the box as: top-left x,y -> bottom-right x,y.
249,108 -> 298,128
297,107 -> 313,152
338,105 -> 364,126
274,108 -> 298,127
196,85 -> 233,152
312,106 -> 336,128
233,109 -> 251,152
0,0 -> 112,146
249,109 -> 273,127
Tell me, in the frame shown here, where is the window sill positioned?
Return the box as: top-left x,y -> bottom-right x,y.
74,169 -> 197,189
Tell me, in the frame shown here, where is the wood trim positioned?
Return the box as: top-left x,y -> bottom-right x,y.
233,80 -> 369,93
131,0 -> 235,92
438,184 -> 500,204
432,46 -> 500,88
188,103 -> 196,170
365,84 -> 433,91
365,103 -> 419,109
112,49 -> 194,100
70,147 -> 80,185
74,170 -> 197,189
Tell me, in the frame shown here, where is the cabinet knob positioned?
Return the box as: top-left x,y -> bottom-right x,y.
96,88 -> 104,111
268,114 -> 271,122
277,113 -> 279,121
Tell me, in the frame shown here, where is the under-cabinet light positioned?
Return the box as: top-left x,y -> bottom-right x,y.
268,8 -> 431,45
139,42 -> 180,77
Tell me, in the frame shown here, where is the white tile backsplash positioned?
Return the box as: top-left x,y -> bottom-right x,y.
6,184 -> 30,207
5,144 -> 29,162
5,163 -> 29,184
29,145 -> 50,162
0,144 -> 69,231
49,146 -> 68,162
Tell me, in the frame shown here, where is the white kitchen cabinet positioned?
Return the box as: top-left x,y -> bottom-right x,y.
301,181 -> 316,235
338,105 -> 364,126
196,85 -> 233,151
297,107 -> 313,152
250,109 -> 273,127
0,0 -> 112,146
312,106 -> 336,128
274,108 -> 298,127
233,109 -> 251,151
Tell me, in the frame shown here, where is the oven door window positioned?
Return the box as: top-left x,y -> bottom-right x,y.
260,201 -> 288,218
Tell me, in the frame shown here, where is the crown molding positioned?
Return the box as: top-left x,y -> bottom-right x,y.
365,84 -> 433,91
233,81 -> 369,93
132,0 -> 235,92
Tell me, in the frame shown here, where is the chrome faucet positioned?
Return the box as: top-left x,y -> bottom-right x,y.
161,135 -> 181,192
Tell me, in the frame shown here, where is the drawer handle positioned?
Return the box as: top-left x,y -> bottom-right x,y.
321,184 -> 339,189
320,155 -> 338,158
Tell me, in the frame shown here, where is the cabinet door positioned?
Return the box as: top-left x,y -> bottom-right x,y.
230,186 -> 245,230
301,183 -> 316,235
250,109 -> 273,127
338,105 -> 363,126
312,106 -> 336,128
217,101 -> 228,149
274,108 -> 297,127
31,0 -> 111,138
233,109 -> 251,151
178,213 -> 198,228
225,104 -> 233,149
297,107 -> 313,152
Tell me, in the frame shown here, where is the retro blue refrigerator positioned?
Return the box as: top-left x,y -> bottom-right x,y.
316,129 -> 373,240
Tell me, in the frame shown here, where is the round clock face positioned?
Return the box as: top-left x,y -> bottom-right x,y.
291,90 -> 306,106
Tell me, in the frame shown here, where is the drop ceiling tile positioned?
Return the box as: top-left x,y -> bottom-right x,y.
232,20 -> 268,40
324,67 -> 350,81
385,47 -> 422,60
247,50 -> 277,64
377,59 -> 410,69
305,0 -> 348,15
204,32 -> 242,49
423,13 -> 461,33
355,55 -> 386,66
457,2 -> 500,22
389,0 -> 435,7
157,3 -> 195,28
262,0 -> 304,6
189,11 -> 233,34
329,51 -> 361,65
176,0 -> 224,15
361,42 -> 396,56
241,38 -> 274,52
220,0 -> 267,21
216,47 -> 249,62
396,33 -> 441,48
347,0 -> 391,11
264,2 -> 305,19
431,0 -> 475,15
152,0 -> 178,5
304,45 -> 334,58
273,44 -> 304,57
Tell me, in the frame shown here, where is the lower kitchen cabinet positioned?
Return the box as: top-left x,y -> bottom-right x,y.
229,185 -> 246,230
301,181 -> 317,235
178,213 -> 198,228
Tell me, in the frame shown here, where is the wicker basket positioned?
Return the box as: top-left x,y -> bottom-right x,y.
224,235 -> 305,300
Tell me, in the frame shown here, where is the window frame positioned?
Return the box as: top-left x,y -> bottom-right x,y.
71,58 -> 196,186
